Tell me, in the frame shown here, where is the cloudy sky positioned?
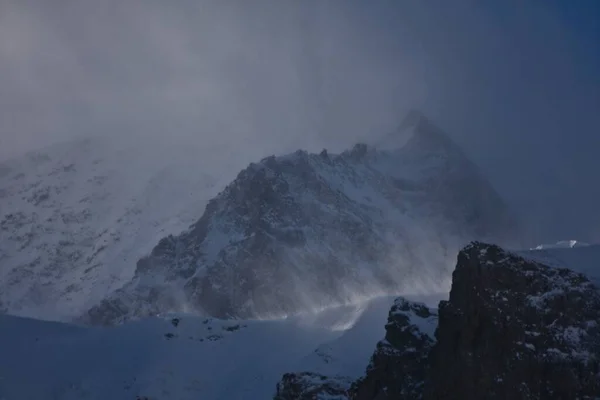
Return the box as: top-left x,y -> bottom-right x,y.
1,0 -> 599,242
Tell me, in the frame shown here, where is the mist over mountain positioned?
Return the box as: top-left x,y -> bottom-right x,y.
82,112 -> 519,325
0,111 -> 518,323
1,2 -> 599,399
0,135 -> 248,320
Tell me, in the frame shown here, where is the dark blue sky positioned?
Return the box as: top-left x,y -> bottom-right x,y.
1,0 -> 598,243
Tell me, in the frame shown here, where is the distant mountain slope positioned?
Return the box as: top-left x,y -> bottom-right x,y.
520,243 -> 600,286
0,136 -> 239,320
85,112 -> 519,325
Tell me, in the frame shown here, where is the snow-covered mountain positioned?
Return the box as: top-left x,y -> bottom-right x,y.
84,112 -> 520,325
0,135 -> 246,320
520,242 -> 600,286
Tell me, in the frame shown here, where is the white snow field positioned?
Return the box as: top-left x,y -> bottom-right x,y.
0,294 -> 442,400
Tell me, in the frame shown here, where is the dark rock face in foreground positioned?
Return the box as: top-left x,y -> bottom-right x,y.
426,242 -> 600,399
275,242 -> 600,400
351,298 -> 437,400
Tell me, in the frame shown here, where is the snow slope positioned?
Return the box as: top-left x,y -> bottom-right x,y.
0,294 -> 442,400
0,135 -> 246,320
521,243 -> 600,286
0,111 -> 518,325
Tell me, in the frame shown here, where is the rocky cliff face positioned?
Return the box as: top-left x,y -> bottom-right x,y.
426,242 -> 600,399
84,113 -> 518,325
275,242 -> 600,400
274,297 -> 437,400
350,298 -> 437,400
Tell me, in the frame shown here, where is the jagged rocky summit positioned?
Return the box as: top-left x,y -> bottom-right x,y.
83,112 -> 518,325
275,242 -> 600,399
426,242 -> 600,399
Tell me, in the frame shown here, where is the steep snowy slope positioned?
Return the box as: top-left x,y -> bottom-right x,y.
0,294 -> 441,400
85,112 -> 519,325
0,135 -> 243,320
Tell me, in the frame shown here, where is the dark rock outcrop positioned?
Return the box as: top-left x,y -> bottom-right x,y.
274,297 -> 437,400
0,136 -> 222,320
276,242 -> 600,400
350,298 -> 438,400
274,372 -> 352,400
426,242 -> 600,399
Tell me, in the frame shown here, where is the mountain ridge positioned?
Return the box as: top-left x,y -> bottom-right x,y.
2,242 -> 598,399
83,113 -> 520,325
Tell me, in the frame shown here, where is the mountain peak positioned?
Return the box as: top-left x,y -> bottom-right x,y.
398,108 -> 427,132
402,111 -> 461,152
375,109 -> 456,154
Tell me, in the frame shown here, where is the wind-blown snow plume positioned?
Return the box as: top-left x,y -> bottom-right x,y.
82,113 -> 519,325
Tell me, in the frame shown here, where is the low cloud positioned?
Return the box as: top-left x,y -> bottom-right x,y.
1,0 -> 598,242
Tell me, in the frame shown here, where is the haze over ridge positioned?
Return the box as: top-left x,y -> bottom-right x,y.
1,0 -> 599,242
